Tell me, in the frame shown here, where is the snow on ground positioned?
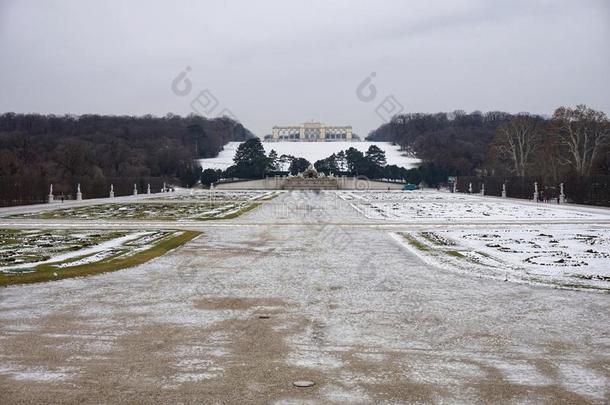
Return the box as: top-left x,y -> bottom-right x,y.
394,226 -> 610,291
151,190 -> 282,202
9,202 -> 254,221
198,141 -> 420,170
0,230 -> 178,273
340,190 -> 610,222
1,190 -> 609,402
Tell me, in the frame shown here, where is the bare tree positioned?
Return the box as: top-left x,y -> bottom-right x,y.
553,105 -> 610,176
535,126 -> 564,182
53,139 -> 89,178
491,115 -> 541,177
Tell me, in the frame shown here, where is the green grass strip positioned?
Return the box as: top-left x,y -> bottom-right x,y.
0,230 -> 201,287
401,233 -> 429,251
446,250 -> 465,258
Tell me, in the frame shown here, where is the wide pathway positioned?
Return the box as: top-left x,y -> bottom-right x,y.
0,191 -> 608,404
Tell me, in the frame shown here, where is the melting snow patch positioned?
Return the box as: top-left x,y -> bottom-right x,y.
557,363 -> 609,401
286,350 -> 343,370
0,366 -> 76,382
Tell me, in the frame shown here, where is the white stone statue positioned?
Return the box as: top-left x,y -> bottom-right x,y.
109,184 -> 114,198
48,184 -> 54,203
502,182 -> 507,198
468,182 -> 473,193
533,181 -> 539,202
76,183 -> 82,201
559,182 -> 565,204
147,183 -> 151,195
133,183 -> 138,196
480,183 -> 485,196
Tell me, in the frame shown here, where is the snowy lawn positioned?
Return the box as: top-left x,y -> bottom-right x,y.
341,190 -> 610,222
9,202 -> 258,221
395,226 -> 610,291
151,190 -> 282,202
0,229 -> 125,269
0,229 -> 199,285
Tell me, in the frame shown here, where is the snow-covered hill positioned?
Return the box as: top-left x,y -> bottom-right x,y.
199,141 -> 419,170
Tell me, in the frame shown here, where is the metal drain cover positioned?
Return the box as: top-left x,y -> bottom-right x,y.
293,380 -> 315,388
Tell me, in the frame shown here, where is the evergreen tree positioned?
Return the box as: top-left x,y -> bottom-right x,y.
289,157 -> 310,175
365,145 -> 387,167
365,145 -> 387,178
232,138 -> 269,178
267,149 -> 279,172
345,147 -> 367,175
201,168 -> 222,187
314,153 -> 339,175
335,151 -> 347,173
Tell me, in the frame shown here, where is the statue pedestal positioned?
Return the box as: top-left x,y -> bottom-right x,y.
76,192 -> 82,201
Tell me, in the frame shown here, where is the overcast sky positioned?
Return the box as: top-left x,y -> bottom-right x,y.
0,0 -> 608,137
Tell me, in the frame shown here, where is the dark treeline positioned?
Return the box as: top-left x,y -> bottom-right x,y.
0,113 -> 253,206
368,110 -> 512,183
452,175 -> 610,206
367,105 -> 610,195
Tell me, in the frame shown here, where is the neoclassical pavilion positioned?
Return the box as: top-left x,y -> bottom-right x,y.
271,121 -> 352,142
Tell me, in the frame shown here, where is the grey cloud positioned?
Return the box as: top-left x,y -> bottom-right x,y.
0,0 -> 608,137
